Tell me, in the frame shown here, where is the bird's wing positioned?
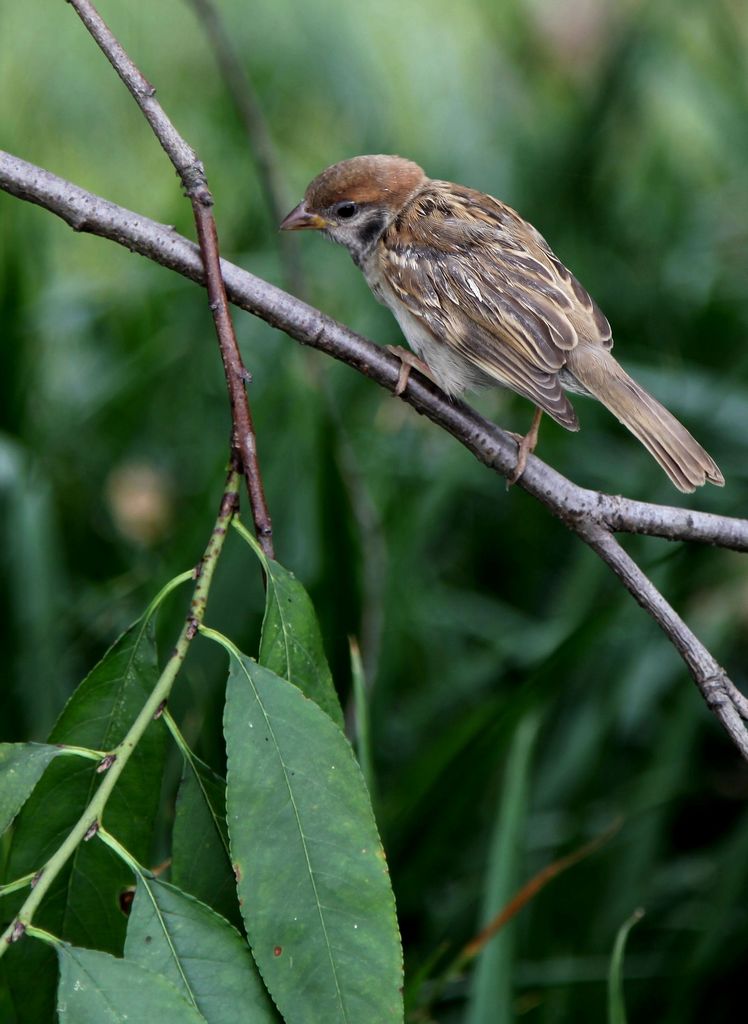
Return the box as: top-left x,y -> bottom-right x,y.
377,183 -> 612,428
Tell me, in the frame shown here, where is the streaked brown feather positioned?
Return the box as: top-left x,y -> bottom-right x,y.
374,182 -> 612,427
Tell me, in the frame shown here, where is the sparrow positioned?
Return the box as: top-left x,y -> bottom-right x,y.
281,155 -> 724,492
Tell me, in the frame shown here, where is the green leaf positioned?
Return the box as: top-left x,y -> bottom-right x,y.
224,654 -> 403,1024
250,539 -> 343,729
0,937 -> 55,1024
466,712 -> 542,1024
0,743 -> 61,837
125,876 -> 278,1024
56,943 -> 207,1023
2,618 -> 167,1022
608,909 -> 644,1024
171,755 -> 241,929
349,639 -> 375,800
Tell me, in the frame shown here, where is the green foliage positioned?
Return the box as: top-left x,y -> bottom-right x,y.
0,744 -> 62,837
223,652 -> 402,1023
2,618 -> 166,1020
2,0 -> 748,1021
0,539 -> 402,1021
56,943 -> 208,1023
607,909 -> 644,1024
241,522 -> 345,729
171,753 -> 239,928
125,876 -> 277,1023
467,712 -> 542,1024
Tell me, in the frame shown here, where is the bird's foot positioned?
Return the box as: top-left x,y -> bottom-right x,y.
507,408 -> 543,487
386,346 -> 433,396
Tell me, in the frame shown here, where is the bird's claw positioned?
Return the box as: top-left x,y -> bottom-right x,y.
386,345 -> 432,396
506,408 -> 543,488
507,434 -> 532,486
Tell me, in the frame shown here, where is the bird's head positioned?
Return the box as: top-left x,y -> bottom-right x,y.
280,155 -> 426,262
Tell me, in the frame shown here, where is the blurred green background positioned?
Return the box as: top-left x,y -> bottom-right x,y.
2,0 -> 748,1020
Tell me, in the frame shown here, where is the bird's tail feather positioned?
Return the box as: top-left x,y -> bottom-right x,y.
566,348 -> 724,493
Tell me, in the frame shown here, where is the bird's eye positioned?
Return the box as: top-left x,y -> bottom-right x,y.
334,202 -> 358,220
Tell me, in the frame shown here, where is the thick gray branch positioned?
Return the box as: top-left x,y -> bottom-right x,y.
1,148 -> 746,752
3,151 -> 741,548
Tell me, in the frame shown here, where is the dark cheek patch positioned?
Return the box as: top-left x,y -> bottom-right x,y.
355,211 -> 387,249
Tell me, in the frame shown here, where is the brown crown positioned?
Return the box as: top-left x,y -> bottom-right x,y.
304,155 -> 427,211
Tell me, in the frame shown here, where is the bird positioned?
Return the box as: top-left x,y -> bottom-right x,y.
280,154 -> 723,492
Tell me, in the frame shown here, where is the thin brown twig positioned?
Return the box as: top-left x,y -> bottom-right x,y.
413,817 -> 622,1014
1,150 -> 747,755
66,0 -> 274,557
185,0 -> 389,687
460,816 -> 621,964
409,819 -> 618,1011
578,523 -> 748,740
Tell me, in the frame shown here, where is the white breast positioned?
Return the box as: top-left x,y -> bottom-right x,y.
362,256 -> 488,397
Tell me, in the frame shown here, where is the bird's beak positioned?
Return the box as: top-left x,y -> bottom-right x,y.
280,202 -> 328,231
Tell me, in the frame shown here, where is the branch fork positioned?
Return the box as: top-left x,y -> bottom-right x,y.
0,1 -> 745,756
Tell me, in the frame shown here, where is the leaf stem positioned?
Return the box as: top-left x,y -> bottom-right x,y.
161,708 -> 194,760
0,873 -> 35,898
143,569 -> 195,624
231,515 -> 266,564
0,465 -> 240,958
98,826 -> 149,878
198,623 -> 243,661
55,745 -> 106,762
23,924 -> 61,947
